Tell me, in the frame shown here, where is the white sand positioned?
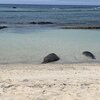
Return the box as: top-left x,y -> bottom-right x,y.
0,63 -> 100,100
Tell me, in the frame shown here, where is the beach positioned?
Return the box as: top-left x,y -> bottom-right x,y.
0,64 -> 100,100
0,4 -> 100,100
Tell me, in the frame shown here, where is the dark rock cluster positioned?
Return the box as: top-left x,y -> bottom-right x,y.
29,21 -> 54,25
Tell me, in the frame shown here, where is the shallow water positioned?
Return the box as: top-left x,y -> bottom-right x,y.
0,4 -> 100,64
0,27 -> 100,64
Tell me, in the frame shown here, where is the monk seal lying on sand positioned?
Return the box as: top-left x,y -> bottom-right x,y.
42,53 -> 60,64
82,51 -> 96,59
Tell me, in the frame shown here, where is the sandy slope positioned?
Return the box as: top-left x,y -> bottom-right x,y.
0,64 -> 100,100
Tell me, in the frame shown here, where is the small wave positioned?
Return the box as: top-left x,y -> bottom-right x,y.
52,8 -> 62,10
95,7 -> 100,9
90,6 -> 100,10
0,10 -> 49,12
0,8 -> 99,12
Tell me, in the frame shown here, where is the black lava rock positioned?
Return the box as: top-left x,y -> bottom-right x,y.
12,7 -> 17,9
38,22 -> 53,24
29,22 -> 37,24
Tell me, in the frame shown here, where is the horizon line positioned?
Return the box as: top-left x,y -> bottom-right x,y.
0,3 -> 100,6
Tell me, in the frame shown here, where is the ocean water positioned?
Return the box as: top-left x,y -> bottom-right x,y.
0,4 -> 100,26
0,4 -> 100,64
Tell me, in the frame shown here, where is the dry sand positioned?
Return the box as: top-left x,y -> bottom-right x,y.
0,63 -> 100,100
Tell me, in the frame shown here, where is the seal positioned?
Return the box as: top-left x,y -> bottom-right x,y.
42,53 -> 60,64
82,51 -> 96,59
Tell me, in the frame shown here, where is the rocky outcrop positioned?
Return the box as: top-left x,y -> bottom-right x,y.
37,22 -> 53,24
29,21 -> 53,25
29,22 -> 37,24
61,26 -> 100,29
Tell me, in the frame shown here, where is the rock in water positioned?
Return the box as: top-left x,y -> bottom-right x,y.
13,7 -> 16,9
0,26 -> 7,29
82,51 -> 96,59
42,53 -> 60,64
38,22 -> 53,24
29,21 -> 53,24
29,22 -> 37,24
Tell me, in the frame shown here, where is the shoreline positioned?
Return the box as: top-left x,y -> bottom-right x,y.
0,63 -> 100,70
0,61 -> 100,65
0,62 -> 100,65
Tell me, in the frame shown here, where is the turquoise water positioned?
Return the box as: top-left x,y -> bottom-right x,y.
0,27 -> 100,64
0,4 -> 100,64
